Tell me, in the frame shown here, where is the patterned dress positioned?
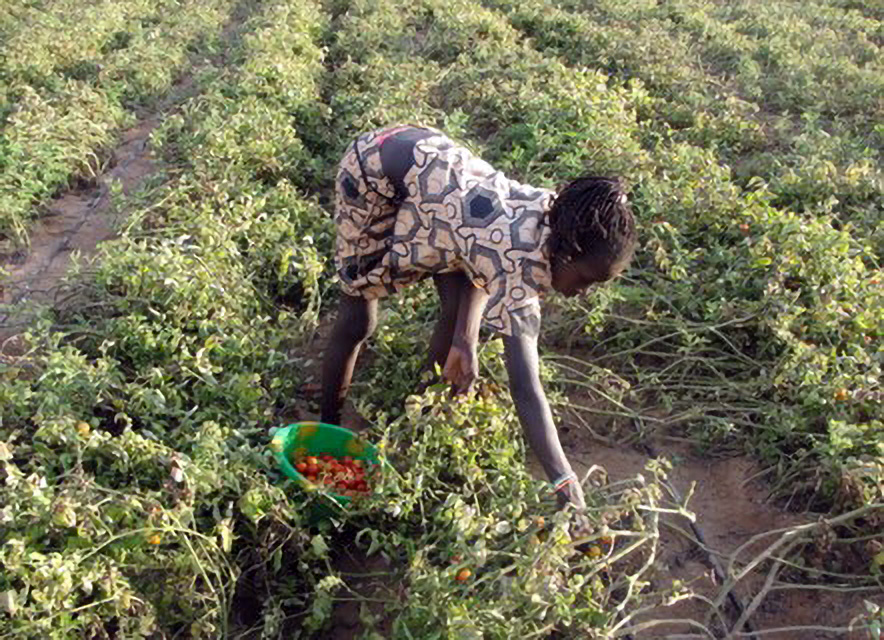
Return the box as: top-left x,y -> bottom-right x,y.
334,125 -> 555,337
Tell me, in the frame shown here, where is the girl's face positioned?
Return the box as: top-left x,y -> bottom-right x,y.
551,254 -> 614,297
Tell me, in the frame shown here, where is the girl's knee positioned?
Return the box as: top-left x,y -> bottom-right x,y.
360,303 -> 378,340
336,296 -> 377,344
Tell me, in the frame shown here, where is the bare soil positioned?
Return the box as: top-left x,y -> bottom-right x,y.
550,419 -> 882,640
326,539 -> 402,639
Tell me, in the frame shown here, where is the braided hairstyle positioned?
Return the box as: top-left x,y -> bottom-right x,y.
547,176 -> 636,275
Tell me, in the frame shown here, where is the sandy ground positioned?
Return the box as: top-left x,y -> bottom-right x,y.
550,412 -> 881,640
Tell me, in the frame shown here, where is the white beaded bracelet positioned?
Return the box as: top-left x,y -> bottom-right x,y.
551,470 -> 578,492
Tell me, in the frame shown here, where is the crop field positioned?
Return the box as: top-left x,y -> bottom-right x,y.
0,0 -> 882,638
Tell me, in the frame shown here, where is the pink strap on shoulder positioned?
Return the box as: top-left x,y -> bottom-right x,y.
375,125 -> 411,147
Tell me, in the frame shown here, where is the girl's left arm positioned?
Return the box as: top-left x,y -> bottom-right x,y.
502,332 -> 585,509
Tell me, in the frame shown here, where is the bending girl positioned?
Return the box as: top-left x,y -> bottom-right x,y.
321,124 -> 637,511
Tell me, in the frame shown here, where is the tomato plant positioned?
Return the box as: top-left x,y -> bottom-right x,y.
1,0 -> 881,637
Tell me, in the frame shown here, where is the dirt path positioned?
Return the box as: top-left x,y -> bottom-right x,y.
552,419 -> 882,639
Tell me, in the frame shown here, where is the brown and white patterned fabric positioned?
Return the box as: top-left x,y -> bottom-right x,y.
334,124 -> 555,337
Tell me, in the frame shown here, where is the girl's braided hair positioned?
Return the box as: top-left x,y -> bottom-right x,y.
547,176 -> 637,272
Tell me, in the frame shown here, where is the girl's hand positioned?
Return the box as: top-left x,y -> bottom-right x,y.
443,340 -> 479,394
555,482 -> 593,540
555,480 -> 586,511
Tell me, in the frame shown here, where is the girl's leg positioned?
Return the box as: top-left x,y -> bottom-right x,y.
321,294 -> 378,425
427,271 -> 471,374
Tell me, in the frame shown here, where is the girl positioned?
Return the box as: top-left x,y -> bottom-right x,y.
321,124 -> 637,511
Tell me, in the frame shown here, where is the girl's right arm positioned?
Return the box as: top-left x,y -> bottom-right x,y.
443,282 -> 489,393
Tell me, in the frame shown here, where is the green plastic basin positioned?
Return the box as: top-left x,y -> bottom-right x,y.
270,421 -> 382,520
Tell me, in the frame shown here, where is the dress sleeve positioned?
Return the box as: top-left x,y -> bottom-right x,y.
481,271 -> 543,338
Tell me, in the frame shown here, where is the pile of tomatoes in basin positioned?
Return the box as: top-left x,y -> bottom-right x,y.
292,453 -> 376,498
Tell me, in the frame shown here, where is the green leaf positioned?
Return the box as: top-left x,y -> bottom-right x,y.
310,534 -> 329,559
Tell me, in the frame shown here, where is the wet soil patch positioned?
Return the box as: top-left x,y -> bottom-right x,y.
326,533 -> 402,639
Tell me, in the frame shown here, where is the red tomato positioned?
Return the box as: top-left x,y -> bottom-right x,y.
455,568 -> 471,582
305,456 -> 318,466
305,464 -> 319,476
305,474 -> 317,483
341,456 -> 353,465
295,462 -> 307,473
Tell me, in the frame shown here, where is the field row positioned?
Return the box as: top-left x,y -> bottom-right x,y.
484,0 -> 884,256
3,0 -> 331,636
0,0 -> 239,249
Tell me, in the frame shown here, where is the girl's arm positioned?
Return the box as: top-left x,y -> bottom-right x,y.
443,283 -> 489,393
454,282 -> 488,349
502,332 -> 586,509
